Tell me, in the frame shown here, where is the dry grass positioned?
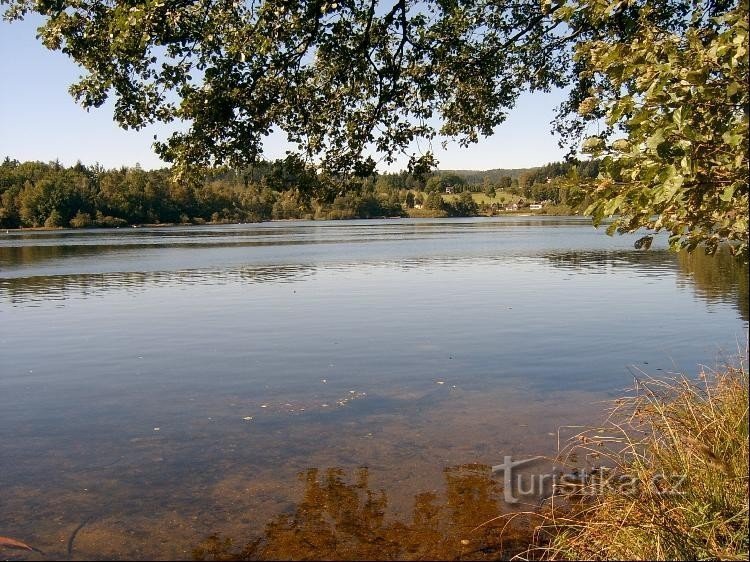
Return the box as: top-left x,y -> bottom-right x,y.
525,356 -> 749,560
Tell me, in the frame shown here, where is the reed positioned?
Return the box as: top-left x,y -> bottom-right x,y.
528,356 -> 749,560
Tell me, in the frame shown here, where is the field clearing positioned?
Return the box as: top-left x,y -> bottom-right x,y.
426,191 -> 522,205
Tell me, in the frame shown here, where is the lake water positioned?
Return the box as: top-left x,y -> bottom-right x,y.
1,217 -> 747,560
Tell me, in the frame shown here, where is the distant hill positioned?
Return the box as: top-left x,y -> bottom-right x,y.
434,167 -> 538,184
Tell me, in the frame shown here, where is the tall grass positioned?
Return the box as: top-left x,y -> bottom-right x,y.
530,357 -> 749,560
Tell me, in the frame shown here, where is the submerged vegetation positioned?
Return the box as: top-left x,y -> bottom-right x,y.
532,360 -> 749,560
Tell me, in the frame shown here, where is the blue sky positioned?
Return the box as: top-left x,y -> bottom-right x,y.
0,16 -> 570,171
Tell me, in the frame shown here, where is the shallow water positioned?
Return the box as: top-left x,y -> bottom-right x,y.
1,217 -> 747,560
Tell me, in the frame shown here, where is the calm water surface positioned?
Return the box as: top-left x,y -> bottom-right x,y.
1,217 -> 747,560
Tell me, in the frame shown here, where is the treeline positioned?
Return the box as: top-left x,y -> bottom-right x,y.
375,160 -> 599,206
0,156 -> 598,229
517,160 -> 600,204
0,157 -> 408,228
432,167 -> 535,184
384,160 -> 599,204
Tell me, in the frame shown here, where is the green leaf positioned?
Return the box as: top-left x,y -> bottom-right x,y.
720,185 -> 735,202
646,130 -> 665,151
722,131 -> 743,146
604,194 -> 625,215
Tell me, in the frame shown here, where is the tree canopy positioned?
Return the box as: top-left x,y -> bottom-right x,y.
2,0 -> 747,254
2,0 -> 575,175
569,0 -> 748,256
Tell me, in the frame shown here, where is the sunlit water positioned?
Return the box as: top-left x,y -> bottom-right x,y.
1,218 -> 747,560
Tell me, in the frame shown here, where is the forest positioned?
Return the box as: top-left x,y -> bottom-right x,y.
0,156 -> 599,229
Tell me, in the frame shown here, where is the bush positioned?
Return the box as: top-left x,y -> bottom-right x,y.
538,204 -> 573,216
94,211 -> 127,228
69,210 -> 92,228
43,209 -> 64,228
424,192 -> 445,211
405,191 -> 415,208
448,191 -> 479,217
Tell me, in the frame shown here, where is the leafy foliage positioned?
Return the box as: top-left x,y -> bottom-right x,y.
556,0 -> 748,256
1,0 -> 572,176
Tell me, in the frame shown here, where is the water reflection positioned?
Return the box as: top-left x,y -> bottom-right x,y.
0,265 -> 317,304
0,236 -> 392,269
3,249 -> 748,321
0,386 -> 591,561
192,465 -> 530,561
676,247 -> 749,321
543,247 -> 749,322
542,248 -> 677,272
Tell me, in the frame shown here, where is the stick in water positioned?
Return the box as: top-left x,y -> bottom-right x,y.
0,535 -> 44,554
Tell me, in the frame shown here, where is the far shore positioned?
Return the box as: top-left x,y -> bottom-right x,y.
2,212 -> 582,232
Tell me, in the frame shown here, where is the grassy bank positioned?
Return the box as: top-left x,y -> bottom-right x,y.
530,359 -> 749,560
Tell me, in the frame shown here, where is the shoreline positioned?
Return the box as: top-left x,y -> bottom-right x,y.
1,212 -> 581,232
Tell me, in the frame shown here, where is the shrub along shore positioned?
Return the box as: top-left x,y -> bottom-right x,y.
526,359 -> 749,560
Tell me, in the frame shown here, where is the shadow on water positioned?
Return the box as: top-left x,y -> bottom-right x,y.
191,465 -> 532,561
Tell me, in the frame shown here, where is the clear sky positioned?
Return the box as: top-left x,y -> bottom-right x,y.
0,16 -> 570,172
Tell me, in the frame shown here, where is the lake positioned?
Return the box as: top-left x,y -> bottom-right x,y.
1,217 -> 747,560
